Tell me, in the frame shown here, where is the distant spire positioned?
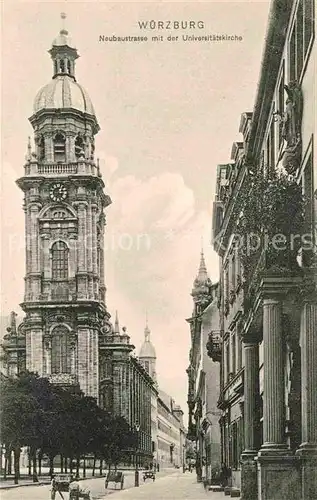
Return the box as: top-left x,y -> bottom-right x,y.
197,249 -> 208,281
191,248 -> 212,303
114,310 -> 120,334
144,311 -> 150,341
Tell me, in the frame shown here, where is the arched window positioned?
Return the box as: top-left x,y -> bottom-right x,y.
60,59 -> 65,73
51,326 -> 71,374
54,60 -> 58,75
51,241 -> 68,280
67,60 -> 71,74
75,135 -> 84,159
54,133 -> 66,162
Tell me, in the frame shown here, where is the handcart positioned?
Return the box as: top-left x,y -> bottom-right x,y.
143,470 -> 156,482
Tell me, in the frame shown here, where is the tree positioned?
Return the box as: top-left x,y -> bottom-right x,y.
103,416 -> 136,472
0,371 -> 136,481
0,376 -> 41,483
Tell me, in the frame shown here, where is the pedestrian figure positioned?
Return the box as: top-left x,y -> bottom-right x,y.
220,463 -> 230,488
69,478 -> 92,500
50,476 -> 64,500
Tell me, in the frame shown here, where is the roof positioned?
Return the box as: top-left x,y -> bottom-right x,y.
33,75 -> 95,116
139,337 -> 156,358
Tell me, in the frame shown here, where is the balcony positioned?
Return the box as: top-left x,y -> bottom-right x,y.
99,334 -> 130,346
23,161 -> 100,177
49,373 -> 77,385
38,163 -> 78,175
206,331 -> 222,363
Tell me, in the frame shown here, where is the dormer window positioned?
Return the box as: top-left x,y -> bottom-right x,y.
54,133 -> 66,162
75,135 -> 85,159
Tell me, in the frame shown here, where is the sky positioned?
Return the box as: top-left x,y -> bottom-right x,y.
1,0 -> 270,418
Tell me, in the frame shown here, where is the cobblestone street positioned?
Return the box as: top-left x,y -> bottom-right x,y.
100,471 -> 226,500
0,470 -> 229,500
0,470 -> 195,500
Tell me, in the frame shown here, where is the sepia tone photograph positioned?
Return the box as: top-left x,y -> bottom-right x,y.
0,0 -> 316,499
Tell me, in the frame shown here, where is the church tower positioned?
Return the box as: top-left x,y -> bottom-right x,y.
139,315 -> 157,382
16,14 -> 111,399
186,250 -> 213,439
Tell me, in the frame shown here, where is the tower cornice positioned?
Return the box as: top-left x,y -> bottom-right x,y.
29,108 -> 100,135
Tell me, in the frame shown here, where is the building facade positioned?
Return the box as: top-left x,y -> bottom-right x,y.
186,253 -> 221,484
211,1 -> 316,499
3,20 -> 112,398
138,320 -> 159,465
157,390 -> 184,468
99,313 -> 154,464
0,21 -> 154,465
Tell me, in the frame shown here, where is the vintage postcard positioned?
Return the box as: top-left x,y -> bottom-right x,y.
1,0 -> 316,499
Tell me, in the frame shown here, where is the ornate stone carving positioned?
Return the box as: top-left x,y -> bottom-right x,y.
45,310 -> 72,324
101,318 -> 113,335
69,332 -> 77,349
281,81 -> 303,176
206,330 -> 222,362
43,336 -> 51,350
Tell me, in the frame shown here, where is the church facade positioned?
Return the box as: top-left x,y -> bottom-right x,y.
1,20 -> 128,399
14,21 -> 112,399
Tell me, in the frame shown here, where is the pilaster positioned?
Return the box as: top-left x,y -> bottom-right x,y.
99,213 -> 106,302
92,205 -> 98,299
76,202 -> 88,299
30,327 -> 44,376
257,297 -> 299,500
91,329 -> 99,400
87,203 -> 93,273
240,331 -> 260,500
44,133 -> 54,162
262,298 -> 285,449
296,300 -> 317,499
77,327 -> 89,395
43,336 -> 51,375
25,330 -> 32,371
41,233 -> 50,278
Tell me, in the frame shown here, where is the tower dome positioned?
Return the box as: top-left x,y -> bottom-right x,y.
34,78 -> 95,115
139,323 -> 156,358
139,316 -> 157,382
33,13 -> 96,117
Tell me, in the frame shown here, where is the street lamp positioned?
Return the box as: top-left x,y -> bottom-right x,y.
134,423 -> 140,487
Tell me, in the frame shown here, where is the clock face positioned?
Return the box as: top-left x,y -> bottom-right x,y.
50,183 -> 67,202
